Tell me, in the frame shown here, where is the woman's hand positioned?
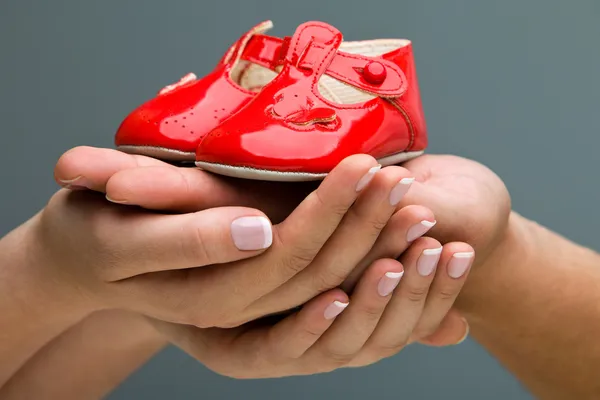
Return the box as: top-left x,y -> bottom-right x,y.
62,148 -> 508,271
150,239 -> 474,379
40,152 -> 425,329
54,147 -> 476,340
71,149 -> 508,298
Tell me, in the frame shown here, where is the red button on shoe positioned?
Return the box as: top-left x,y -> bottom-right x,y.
114,21 -> 285,162
195,21 -> 428,181
363,61 -> 387,84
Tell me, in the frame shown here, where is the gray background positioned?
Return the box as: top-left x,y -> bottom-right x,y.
1,0 -> 598,399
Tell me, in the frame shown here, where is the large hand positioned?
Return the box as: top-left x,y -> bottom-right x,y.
54,147 -> 471,343
45,150 -> 438,329
63,149 -> 509,284
151,240 -> 474,379
62,149 -> 509,260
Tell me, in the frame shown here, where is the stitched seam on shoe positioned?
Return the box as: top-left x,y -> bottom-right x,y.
386,98 -> 415,151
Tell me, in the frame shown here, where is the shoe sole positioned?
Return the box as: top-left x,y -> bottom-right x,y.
195,150 -> 425,182
117,145 -> 196,163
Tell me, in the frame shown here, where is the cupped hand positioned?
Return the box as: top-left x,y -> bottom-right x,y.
57,148 -> 509,287
59,148 -> 510,263
150,239 -> 474,379
45,150 -> 439,329
400,154 -> 511,261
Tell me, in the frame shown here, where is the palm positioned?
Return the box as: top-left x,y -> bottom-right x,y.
401,154 -> 511,261
237,154 -> 511,261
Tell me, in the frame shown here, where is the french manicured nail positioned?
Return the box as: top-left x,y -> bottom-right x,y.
59,176 -> 92,190
378,271 -> 404,296
448,252 -> 475,278
324,300 -> 349,320
231,216 -> 273,251
417,247 -> 442,276
455,318 -> 470,344
356,165 -> 381,191
390,177 -> 415,206
406,220 -> 436,242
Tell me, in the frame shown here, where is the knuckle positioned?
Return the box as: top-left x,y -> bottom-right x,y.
319,348 -> 355,367
281,248 -> 316,275
357,303 -> 385,322
347,207 -> 390,239
312,268 -> 349,291
188,226 -> 215,264
371,341 -> 407,358
404,285 -> 429,303
313,189 -> 348,219
301,325 -> 325,343
368,214 -> 391,232
436,287 -> 458,301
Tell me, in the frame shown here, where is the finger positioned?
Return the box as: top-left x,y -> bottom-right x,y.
105,165 -> 310,217
303,259 -> 403,370
96,207 -> 273,281
54,146 -> 171,192
410,243 -> 474,340
352,237 -> 441,365
147,290 -> 350,379
265,289 -> 349,361
146,319 -> 234,372
341,204 -> 435,292
417,309 -> 470,347
258,165 -> 415,312
109,156 -> 379,325
226,154 -> 380,306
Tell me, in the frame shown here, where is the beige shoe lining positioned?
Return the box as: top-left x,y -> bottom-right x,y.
234,39 -> 410,104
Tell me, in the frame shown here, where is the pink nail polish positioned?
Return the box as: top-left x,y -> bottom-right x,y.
356,165 -> 381,191
231,216 -> 273,251
406,220 -> 436,242
448,252 -> 474,278
389,177 -> 415,206
417,247 -> 442,276
324,300 -> 349,320
378,271 -> 404,296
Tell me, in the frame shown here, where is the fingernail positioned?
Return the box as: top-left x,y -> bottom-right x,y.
356,165 -> 381,191
455,318 -> 470,344
231,216 -> 273,251
389,177 -> 415,206
406,220 -> 436,242
324,300 -> 349,320
378,271 -> 404,296
59,176 -> 92,190
417,247 -> 442,276
448,252 -> 475,279
106,195 -> 128,204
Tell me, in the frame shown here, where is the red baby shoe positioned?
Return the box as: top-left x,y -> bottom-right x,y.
114,20 -> 284,162
195,21 -> 428,181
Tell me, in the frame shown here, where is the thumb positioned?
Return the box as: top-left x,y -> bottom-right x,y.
100,207 -> 273,281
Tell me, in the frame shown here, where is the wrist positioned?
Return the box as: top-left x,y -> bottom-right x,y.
455,211 -> 535,318
1,214 -> 97,323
